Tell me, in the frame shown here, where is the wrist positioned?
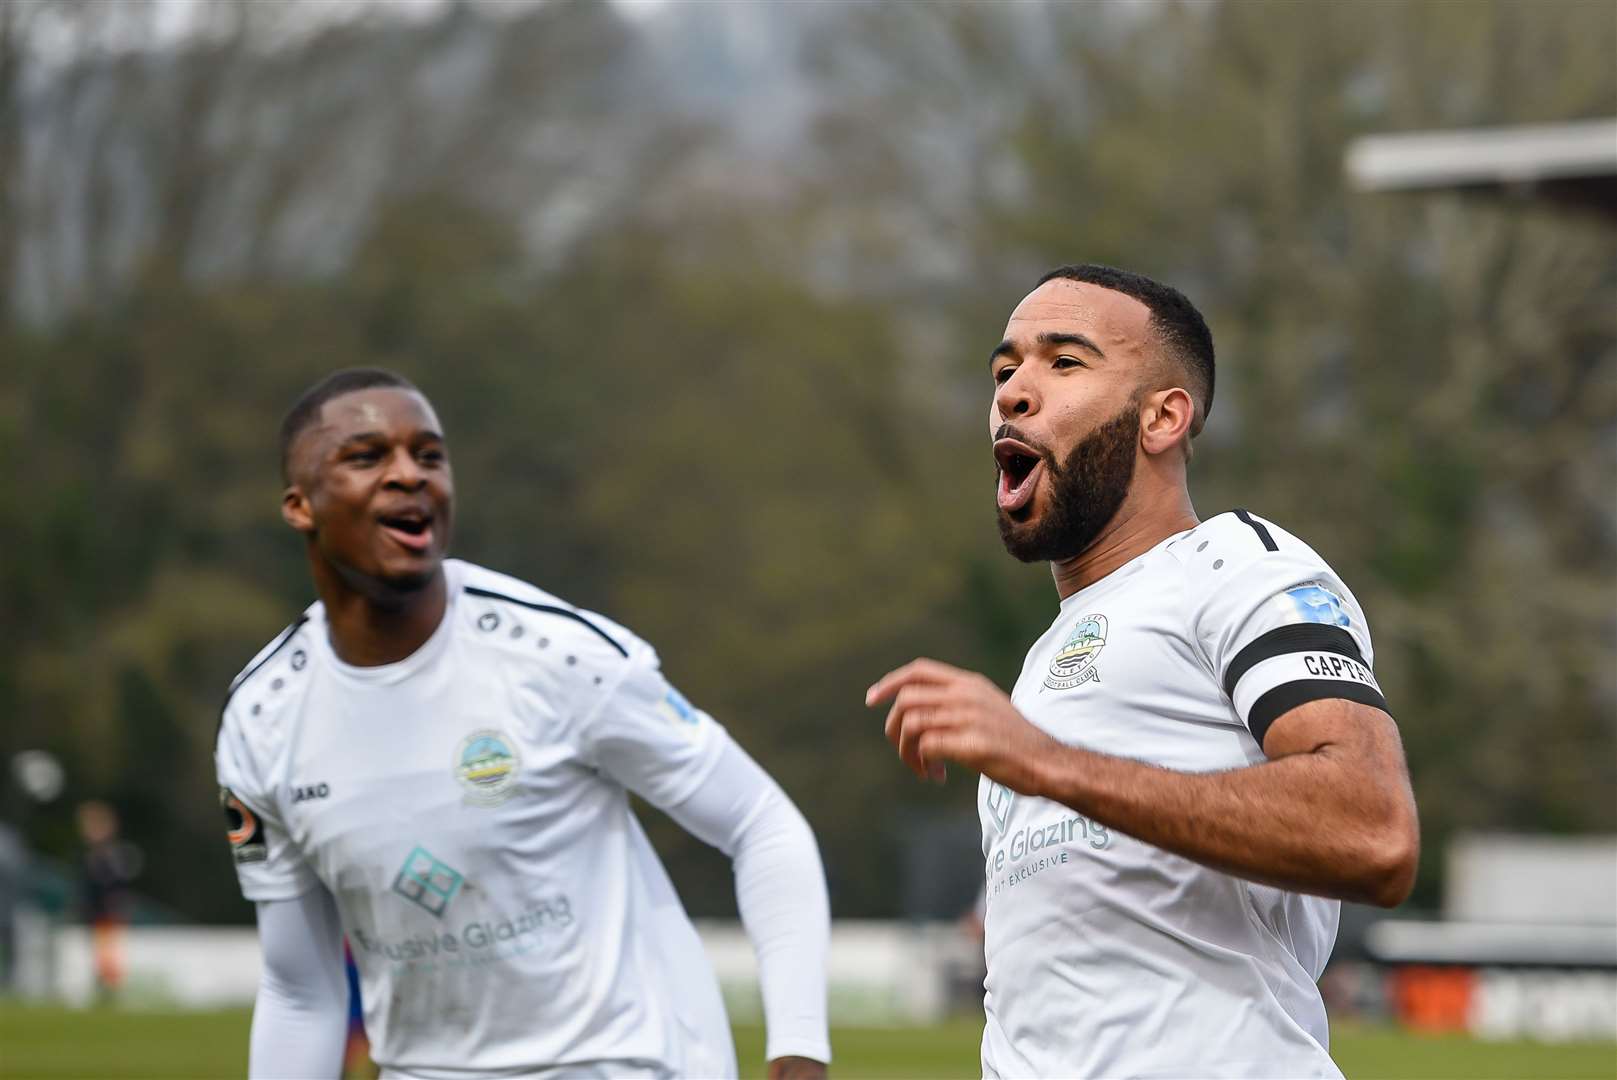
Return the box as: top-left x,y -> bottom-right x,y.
1017,737 -> 1052,799
1024,737 -> 1076,803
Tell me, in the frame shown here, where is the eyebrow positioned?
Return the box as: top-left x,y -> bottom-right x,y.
988,330 -> 1108,370
333,429 -> 445,450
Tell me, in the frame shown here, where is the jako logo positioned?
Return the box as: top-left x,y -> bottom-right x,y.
292,783 -> 330,803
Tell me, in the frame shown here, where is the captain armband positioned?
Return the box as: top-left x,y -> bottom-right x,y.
1223,624 -> 1388,744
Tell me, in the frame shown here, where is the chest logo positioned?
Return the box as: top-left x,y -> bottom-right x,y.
454,730 -> 521,806
1044,613 -> 1108,690
392,846 -> 464,917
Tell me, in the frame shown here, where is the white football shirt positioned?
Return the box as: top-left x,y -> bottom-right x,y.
217,560 -> 738,1079
979,511 -> 1387,1079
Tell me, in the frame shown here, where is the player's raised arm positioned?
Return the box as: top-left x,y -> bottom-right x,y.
870,656 -> 1418,906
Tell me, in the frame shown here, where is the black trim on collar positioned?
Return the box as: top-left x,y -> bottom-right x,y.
463,586 -> 629,657
1223,623 -> 1365,698
217,615 -> 309,735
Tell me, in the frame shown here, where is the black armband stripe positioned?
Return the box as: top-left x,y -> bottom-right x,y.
1234,508 -> 1279,552
1223,623 -> 1365,698
1248,680 -> 1389,746
216,615 -> 309,738
463,586 -> 629,657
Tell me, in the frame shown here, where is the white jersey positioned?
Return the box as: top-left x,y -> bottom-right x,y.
979,511 -> 1387,1079
217,560 -> 737,1079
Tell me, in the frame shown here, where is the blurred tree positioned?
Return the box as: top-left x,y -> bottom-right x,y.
2,0 -> 1612,921
802,0 -> 1617,905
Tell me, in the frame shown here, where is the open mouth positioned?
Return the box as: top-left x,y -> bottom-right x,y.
994,439 -> 1046,517
377,511 -> 435,553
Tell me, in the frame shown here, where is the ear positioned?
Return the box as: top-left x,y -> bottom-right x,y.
281,485 -> 315,534
1140,387 -> 1196,457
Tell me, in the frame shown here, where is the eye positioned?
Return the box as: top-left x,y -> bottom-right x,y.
1054,354 -> 1086,370
347,449 -> 382,465
993,365 -> 1017,385
418,448 -> 446,465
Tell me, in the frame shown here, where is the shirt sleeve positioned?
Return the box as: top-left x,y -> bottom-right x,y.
249,889 -> 348,1080
216,707 -> 319,902
575,642 -> 727,809
663,735 -> 831,1065
1189,527 -> 1388,748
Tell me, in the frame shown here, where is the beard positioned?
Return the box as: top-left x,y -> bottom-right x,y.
997,401 -> 1139,564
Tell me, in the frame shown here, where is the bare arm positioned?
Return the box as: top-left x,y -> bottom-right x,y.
869,659 -> 1419,907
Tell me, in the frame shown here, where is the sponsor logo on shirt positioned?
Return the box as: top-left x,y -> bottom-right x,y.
1284,582 -> 1351,628
220,787 -> 266,864
352,893 -> 574,971
391,846 -> 464,917
291,782 -> 330,803
984,780 -> 1015,835
1044,614 -> 1108,690
984,811 -> 1111,899
453,729 -> 520,806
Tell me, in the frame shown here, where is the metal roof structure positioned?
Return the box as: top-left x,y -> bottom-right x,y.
1345,118 -> 1617,218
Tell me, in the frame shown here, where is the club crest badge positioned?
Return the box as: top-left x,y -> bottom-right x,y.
1045,614 -> 1108,690
454,729 -> 520,806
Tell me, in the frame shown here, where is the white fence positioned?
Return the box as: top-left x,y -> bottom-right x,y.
17,915 -> 983,1026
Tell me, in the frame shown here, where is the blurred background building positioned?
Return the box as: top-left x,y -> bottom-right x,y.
1,0 -> 1613,1053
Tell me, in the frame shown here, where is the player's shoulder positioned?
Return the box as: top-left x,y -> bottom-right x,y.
217,601 -> 321,758
452,560 -> 645,664
1166,509 -> 1337,582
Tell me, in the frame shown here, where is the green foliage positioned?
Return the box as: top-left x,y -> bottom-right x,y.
3,0 -> 1613,921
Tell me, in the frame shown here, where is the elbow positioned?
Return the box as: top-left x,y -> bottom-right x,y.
1362,815 -> 1420,909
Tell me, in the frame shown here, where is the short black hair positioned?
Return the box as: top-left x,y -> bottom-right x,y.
279,367 -> 420,482
1037,263 -> 1215,433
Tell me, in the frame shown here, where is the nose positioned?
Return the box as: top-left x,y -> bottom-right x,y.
994,368 -> 1038,422
382,447 -> 426,489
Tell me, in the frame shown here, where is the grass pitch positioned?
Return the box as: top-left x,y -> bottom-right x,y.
1,1005 -> 1613,1078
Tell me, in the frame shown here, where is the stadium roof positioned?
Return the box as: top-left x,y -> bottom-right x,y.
1345,118 -> 1617,218
1364,919 -> 1617,969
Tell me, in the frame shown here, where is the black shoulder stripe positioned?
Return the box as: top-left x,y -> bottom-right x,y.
1234,508 -> 1278,552
1224,624 -> 1365,697
1248,680 -> 1389,747
217,615 -> 309,737
463,586 -> 629,657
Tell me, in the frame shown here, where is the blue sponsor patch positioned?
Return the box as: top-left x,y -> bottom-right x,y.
1287,584 -> 1351,628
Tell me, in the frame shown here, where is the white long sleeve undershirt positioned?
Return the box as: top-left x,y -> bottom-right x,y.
250,886 -> 348,1079
665,734 -> 832,1065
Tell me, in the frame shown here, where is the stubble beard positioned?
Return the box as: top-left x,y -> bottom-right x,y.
997,401 -> 1140,564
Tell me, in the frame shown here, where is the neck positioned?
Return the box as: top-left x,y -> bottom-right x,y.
310,552 -> 450,666
1049,480 -> 1198,600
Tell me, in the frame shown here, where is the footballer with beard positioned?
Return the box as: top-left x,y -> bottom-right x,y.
216,369 -> 831,1079
868,265 -> 1419,1078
